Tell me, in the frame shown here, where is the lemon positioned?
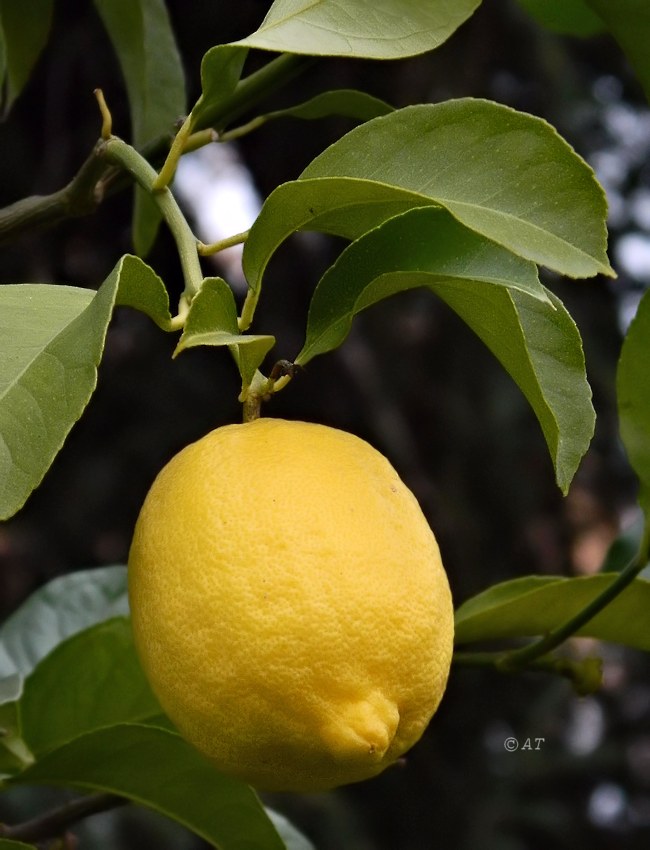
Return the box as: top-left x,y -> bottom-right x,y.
128,418 -> 453,792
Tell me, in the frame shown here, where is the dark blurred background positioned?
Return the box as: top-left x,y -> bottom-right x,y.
1,1 -> 650,847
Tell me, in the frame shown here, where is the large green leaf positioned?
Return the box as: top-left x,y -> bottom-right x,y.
296,207 -> 548,363
516,0 -> 605,36
455,574 -> 650,651
0,0 -> 53,113
302,101 -> 613,277
617,288 -> 650,519
175,278 -> 275,392
0,255 -> 173,520
588,0 -> 650,103
20,618 -> 162,758
440,285 -> 594,494
243,100 -> 613,292
0,567 -> 128,679
11,724 -> 286,850
93,0 -> 186,254
296,208 -> 594,492
235,0 -> 481,59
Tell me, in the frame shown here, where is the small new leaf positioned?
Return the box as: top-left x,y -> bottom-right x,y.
175,278 -> 275,392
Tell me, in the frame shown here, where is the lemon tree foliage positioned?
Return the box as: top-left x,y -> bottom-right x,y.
2,0 -> 650,846
0,256 -> 172,521
617,288 -> 650,521
234,0 -> 482,58
0,570 -> 287,850
0,0 -> 54,112
455,575 -> 650,650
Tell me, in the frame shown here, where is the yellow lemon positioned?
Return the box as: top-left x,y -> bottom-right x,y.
128,418 -> 453,792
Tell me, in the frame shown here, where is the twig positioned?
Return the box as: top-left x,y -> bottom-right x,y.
0,54 -> 313,246
0,792 -> 127,844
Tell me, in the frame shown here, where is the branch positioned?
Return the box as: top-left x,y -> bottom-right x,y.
0,142 -> 109,245
0,54 -> 313,247
0,793 -> 127,844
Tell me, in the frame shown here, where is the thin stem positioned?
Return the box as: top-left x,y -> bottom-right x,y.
0,793 -> 127,843
218,115 -> 267,142
0,55 -> 314,246
93,88 -> 113,140
238,288 -> 259,331
183,128 -> 219,153
198,229 -> 249,256
0,142 -> 107,243
153,115 -> 193,190
499,528 -> 650,672
101,137 -> 203,300
200,54 -> 314,131
453,650 -> 603,696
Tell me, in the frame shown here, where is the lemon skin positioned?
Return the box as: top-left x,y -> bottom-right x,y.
128,418 -> 454,792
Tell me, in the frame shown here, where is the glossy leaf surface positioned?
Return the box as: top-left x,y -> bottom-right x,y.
297,208 -> 594,492
235,0 -> 481,59
455,574 -> 650,650
12,724 -> 286,850
244,100 -> 613,292
0,256 -> 172,520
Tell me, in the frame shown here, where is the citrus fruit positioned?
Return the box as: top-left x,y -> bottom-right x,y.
128,418 -> 454,792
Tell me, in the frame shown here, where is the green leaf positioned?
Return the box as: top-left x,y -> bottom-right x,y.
243,100 -> 613,293
0,690 -> 25,777
0,566 -> 128,678
617,288 -> 650,519
0,256 -> 172,520
266,809 -> 315,850
20,618 -> 162,758
93,0 -> 186,254
261,89 -> 393,124
296,207 -> 548,364
439,285 -> 594,494
0,0 -> 53,113
12,724 -> 287,850
516,0 -> 605,36
296,208 -> 594,492
302,100 -> 613,277
175,278 -> 275,392
234,0 -> 481,59
190,45 -> 249,131
587,0 -> 650,103
0,840 -> 39,849
455,574 -> 650,651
